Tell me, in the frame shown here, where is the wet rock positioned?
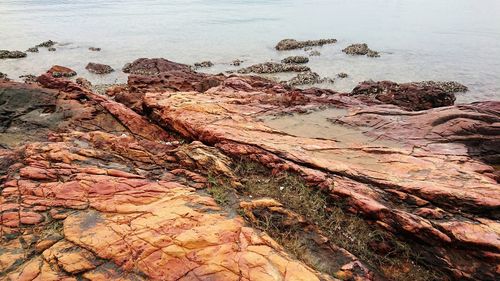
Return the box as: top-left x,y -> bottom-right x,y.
232,59 -> 243,66
122,57 -> 192,75
417,80 -> 468,93
85,62 -> 114,74
88,47 -> 101,51
342,43 -> 380,57
26,47 -> 39,53
0,79 -> 331,281
76,77 -> 92,89
337,72 -> 349,78
309,50 -> 321,56
137,69 -> 499,280
193,60 -> 214,68
19,74 -> 37,83
36,40 -> 57,48
48,47 -> 56,52
276,38 -> 337,50
281,56 -> 309,64
350,80 -> 456,111
47,65 -> 77,78
284,71 -> 334,86
238,62 -> 310,74
0,50 -> 27,59
0,72 -> 7,79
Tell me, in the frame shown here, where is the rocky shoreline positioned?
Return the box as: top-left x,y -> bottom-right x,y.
0,56 -> 498,281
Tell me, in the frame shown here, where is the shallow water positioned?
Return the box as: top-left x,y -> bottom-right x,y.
1,0 -> 500,102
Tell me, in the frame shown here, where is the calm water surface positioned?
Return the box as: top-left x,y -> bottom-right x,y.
1,0 -> 500,102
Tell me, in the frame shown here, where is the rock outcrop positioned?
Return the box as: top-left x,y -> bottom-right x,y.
351,80 -> 457,111
281,56 -> 309,64
1,59 -> 498,281
238,62 -> 310,74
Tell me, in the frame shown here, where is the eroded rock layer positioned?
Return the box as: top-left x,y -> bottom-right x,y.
1,59 -> 499,281
0,79 -> 340,281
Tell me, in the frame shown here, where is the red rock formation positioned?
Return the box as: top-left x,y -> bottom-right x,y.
1,61 -> 498,280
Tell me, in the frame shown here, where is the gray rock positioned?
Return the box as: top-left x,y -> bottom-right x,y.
237,62 -> 310,74
276,38 -> 337,50
0,50 -> 27,59
342,43 -> 380,57
281,56 -> 309,64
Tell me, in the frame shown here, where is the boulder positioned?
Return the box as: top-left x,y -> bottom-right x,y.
85,62 -> 114,74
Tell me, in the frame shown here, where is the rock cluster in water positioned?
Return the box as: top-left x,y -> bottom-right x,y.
342,43 -> 380,57
275,38 -> 337,50
0,50 -> 27,59
237,62 -> 310,74
0,58 -> 498,281
193,61 -> 214,68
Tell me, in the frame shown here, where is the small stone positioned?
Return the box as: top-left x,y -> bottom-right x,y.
0,72 -> 7,79
89,47 -> 101,51
48,47 -> 56,52
337,72 -> 349,78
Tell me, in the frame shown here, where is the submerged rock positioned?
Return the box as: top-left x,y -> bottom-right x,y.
284,71 -> 334,86
85,62 -> 114,74
47,65 -> 77,78
337,72 -> 349,78
232,59 -> 243,66
308,50 -> 321,56
0,50 -> 27,59
88,47 -> 101,51
238,62 -> 310,74
26,47 -> 39,53
48,47 -> 56,52
281,56 -> 309,64
76,77 -> 92,89
342,43 -> 380,57
276,38 -> 337,50
350,80 -> 456,110
36,40 -> 57,48
193,61 -> 214,68
19,74 -> 37,83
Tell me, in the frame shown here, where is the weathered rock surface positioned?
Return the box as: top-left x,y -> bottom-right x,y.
238,62 -> 310,74
342,43 -> 380,57
0,50 -> 27,59
281,56 -> 309,64
85,62 -> 114,74
276,38 -> 337,50
122,65 -> 498,280
351,80 -> 457,111
1,59 -> 498,281
0,76 -> 342,281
